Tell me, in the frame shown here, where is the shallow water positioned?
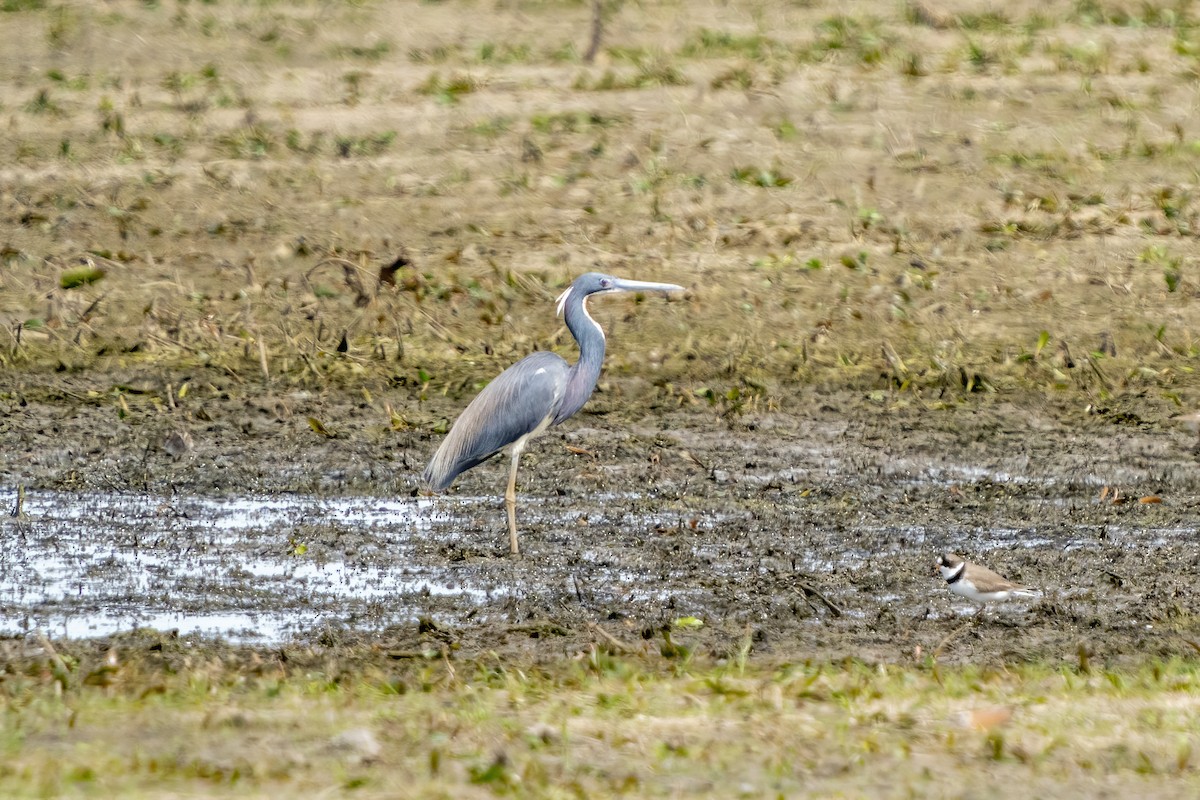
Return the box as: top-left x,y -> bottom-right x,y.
1,492 -> 491,642
1,480 -> 1191,644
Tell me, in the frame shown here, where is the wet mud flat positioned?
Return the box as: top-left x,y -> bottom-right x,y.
4,386 -> 1199,667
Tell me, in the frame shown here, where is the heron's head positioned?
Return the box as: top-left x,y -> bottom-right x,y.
556,272 -> 684,318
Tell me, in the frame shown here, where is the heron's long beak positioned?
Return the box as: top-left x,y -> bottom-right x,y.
607,278 -> 685,297
557,276 -> 685,318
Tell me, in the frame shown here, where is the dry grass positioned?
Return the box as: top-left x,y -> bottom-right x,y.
2,1 -> 1200,795
1,637 -> 1199,798
0,0 -> 1196,423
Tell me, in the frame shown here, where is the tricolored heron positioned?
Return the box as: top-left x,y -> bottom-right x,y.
422,272 -> 683,554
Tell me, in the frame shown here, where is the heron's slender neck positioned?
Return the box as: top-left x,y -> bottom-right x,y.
554,292 -> 606,424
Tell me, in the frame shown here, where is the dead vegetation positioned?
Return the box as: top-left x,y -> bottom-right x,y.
0,0 -> 1196,425
1,1 -> 1200,794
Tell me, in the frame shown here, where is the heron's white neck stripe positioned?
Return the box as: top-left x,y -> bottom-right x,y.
580,296 -> 604,341
557,285 -> 605,342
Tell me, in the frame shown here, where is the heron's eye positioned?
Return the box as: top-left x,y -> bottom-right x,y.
600,279 -> 611,288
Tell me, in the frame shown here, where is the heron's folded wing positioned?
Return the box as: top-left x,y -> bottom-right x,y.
423,352 -> 567,490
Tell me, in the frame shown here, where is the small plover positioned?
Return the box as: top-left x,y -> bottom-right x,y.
935,552 -> 1036,610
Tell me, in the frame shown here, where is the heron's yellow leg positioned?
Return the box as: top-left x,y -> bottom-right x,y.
506,448 -> 522,555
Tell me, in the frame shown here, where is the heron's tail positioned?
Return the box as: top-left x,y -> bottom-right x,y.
422,458 -> 454,493
422,440 -> 492,493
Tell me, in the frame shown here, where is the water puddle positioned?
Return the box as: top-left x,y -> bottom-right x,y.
0,492 -> 498,643
0,480 -> 1188,643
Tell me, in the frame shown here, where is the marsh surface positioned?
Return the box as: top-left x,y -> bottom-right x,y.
2,0 -> 1200,665
5,392 -> 1198,665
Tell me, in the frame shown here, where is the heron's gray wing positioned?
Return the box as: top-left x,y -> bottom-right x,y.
423,351 -> 568,491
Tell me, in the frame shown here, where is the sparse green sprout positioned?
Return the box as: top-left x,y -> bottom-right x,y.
417,72 -> 480,105
900,51 -> 926,77
680,28 -> 784,61
1164,265 -> 1182,292
61,265 -> 106,289
814,15 -> 891,65
1138,245 -> 1184,292
47,68 -> 88,90
530,110 -> 622,134
773,118 -> 798,140
152,132 -> 182,156
98,97 -> 124,136
219,125 -> 274,159
335,131 -> 396,158
467,115 -> 512,138
732,166 -> 792,187
342,70 -> 369,104
632,54 -> 687,87
857,207 -> 884,230
958,10 -> 1011,30
477,41 -> 531,64
408,43 -> 453,64
25,88 -> 61,115
710,66 -> 755,90
332,40 -> 392,62
840,251 -> 868,270
3,0 -> 48,10
574,52 -> 687,91
966,39 -> 996,71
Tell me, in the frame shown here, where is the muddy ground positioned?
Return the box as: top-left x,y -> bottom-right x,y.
4,377 -> 1200,667
2,0 -> 1200,669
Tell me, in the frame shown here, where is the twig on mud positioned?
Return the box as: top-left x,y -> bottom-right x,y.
78,291 -> 107,324
793,580 -> 842,617
506,621 -> 571,637
146,332 -> 202,354
415,307 -> 456,343
298,352 -> 325,384
682,450 -> 718,481
3,321 -> 20,359
257,336 -> 270,383
588,622 -> 636,654
932,620 -> 974,663
10,485 -> 24,518
1103,569 -> 1128,587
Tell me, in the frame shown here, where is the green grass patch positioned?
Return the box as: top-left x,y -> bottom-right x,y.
1,639 -> 1199,797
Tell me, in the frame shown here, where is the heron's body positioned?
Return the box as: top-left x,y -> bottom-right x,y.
422,272 -> 682,554
423,351 -> 570,492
